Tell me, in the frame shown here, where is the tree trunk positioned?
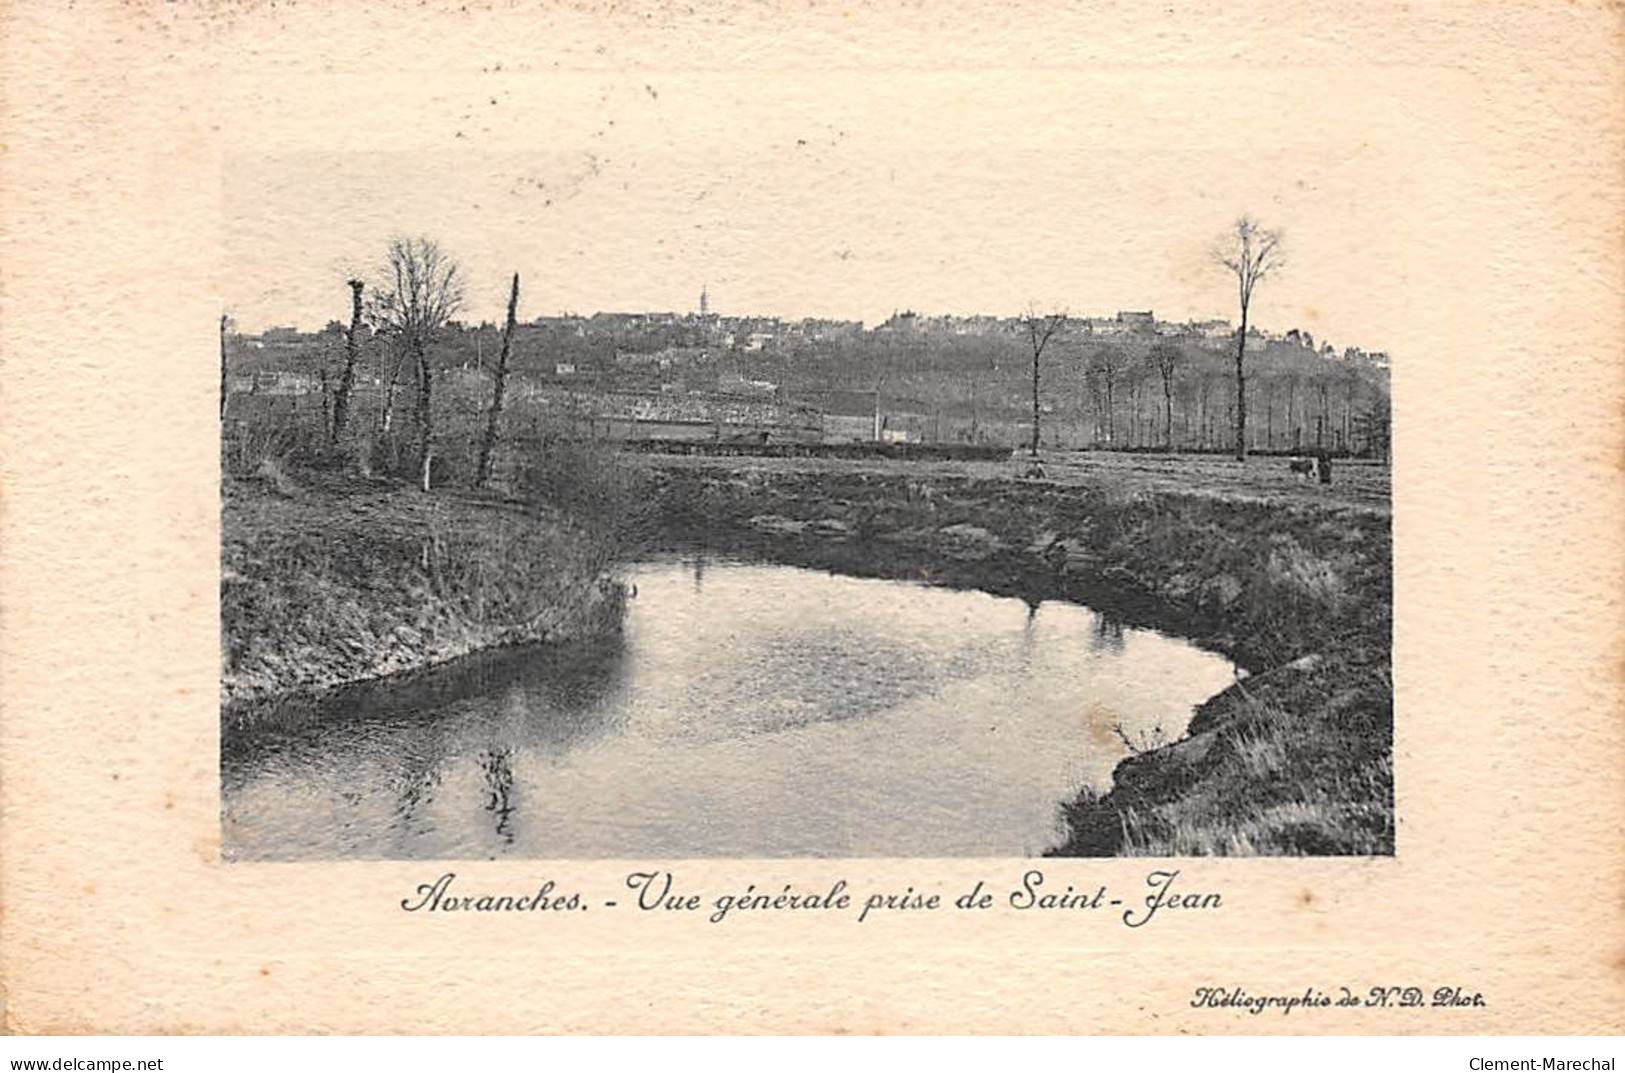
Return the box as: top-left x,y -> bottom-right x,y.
1265,383 -> 1275,450
1233,306 -> 1250,461
1163,378 -> 1173,451
318,363 -> 332,436
1104,373 -> 1115,445
218,315 -> 229,420
476,273 -> 520,488
413,337 -> 433,492
1030,348 -> 1041,456
1318,384 -> 1330,449
1344,383 -> 1354,454
331,280 -> 364,443
379,340 -> 404,435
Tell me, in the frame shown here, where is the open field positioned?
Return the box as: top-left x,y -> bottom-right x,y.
646,448 -> 1392,514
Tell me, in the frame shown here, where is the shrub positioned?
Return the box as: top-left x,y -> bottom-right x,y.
514,434 -> 655,552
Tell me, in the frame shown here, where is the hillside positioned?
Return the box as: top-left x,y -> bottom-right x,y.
227,312 -> 1390,455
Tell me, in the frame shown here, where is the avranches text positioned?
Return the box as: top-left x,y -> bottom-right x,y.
400,869 -> 1221,926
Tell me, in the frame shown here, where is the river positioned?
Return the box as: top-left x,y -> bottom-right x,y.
221,558 -> 1238,860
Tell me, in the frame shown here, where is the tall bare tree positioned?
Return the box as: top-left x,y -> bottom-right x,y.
1211,216 -> 1283,462
475,273 -> 520,488
1148,341 -> 1182,451
376,237 -> 464,491
1023,306 -> 1066,457
330,279 -> 365,444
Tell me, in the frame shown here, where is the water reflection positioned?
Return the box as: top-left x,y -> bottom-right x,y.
222,559 -> 1236,860
479,747 -> 516,845
1091,613 -> 1126,653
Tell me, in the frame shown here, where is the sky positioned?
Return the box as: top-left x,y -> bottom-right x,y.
222,64 -> 1417,355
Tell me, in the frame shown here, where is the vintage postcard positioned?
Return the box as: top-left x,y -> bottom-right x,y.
1,0 -> 1620,1035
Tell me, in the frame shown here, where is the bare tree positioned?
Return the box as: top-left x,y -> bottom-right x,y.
330,279 -> 365,443
1085,345 -> 1127,446
1263,379 -> 1276,449
475,273 -> 520,488
377,333 -> 407,436
376,237 -> 465,491
1317,380 -> 1330,449
1148,341 -> 1182,451
1339,362 -> 1361,454
1197,375 -> 1213,448
1211,215 -> 1283,462
967,344 -> 1000,444
1023,306 -> 1066,457
1283,369 -> 1302,450
1367,391 -> 1392,463
218,313 -> 232,420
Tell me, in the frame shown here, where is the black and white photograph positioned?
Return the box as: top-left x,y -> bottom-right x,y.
7,0 -> 1625,1049
219,141 -> 1392,862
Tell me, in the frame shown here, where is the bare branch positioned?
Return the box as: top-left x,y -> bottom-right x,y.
1023,305 -> 1067,360
1021,305 -> 1068,458
373,236 -> 465,490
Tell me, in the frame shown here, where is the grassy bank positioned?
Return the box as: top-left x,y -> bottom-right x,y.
644,455 -> 1392,856
221,458 -> 642,714
220,355 -> 656,714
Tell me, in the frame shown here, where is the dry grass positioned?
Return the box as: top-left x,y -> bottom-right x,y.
1120,752 -> 1395,857
221,476 -> 630,710
220,386 -> 649,709
1087,663 -> 1394,857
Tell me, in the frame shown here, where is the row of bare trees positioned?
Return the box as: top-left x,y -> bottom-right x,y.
1023,214 -> 1285,462
382,240 -> 521,492
1077,346 -> 1384,455
226,236 -> 522,493
1082,341 -> 1211,450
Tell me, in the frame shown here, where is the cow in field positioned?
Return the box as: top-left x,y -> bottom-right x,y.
1288,452 -> 1334,484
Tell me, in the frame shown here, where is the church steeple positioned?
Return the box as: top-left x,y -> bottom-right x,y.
699,284 -> 710,317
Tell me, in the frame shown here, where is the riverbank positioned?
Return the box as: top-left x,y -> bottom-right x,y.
644,454 -> 1392,856
220,468 -> 627,715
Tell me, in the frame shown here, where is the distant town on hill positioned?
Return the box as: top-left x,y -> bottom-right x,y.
226,300 -> 1390,456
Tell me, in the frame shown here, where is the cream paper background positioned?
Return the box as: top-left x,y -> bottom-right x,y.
1,0 -> 1621,1035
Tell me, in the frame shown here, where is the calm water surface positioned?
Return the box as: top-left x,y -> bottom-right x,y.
222,559 -> 1237,859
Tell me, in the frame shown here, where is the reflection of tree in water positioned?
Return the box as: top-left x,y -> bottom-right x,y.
1016,596 -> 1041,672
479,746 -> 516,844
380,631 -> 634,753
389,720 -> 448,831
690,552 -> 708,593
1090,611 -> 1126,653
223,629 -> 634,855
431,637 -> 634,851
